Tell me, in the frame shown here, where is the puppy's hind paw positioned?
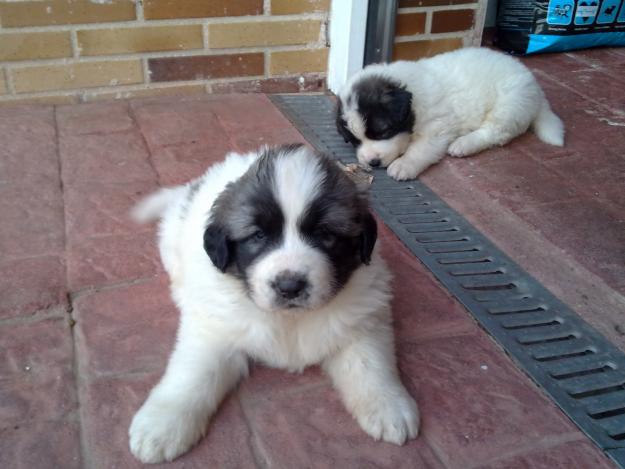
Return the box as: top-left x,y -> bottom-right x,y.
356,392 -> 420,445
448,134 -> 483,158
447,138 -> 470,157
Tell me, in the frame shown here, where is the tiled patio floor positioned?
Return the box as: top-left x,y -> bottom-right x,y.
421,47 -> 625,353
1,48 -> 623,469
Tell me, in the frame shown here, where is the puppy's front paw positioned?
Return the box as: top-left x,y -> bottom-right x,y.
356,390 -> 420,445
129,398 -> 206,463
387,159 -> 420,181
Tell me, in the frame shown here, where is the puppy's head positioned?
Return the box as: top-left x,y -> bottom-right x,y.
337,74 -> 414,168
204,144 -> 377,313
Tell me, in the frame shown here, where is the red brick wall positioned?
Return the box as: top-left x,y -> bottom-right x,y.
0,0 -> 329,105
393,0 -> 487,60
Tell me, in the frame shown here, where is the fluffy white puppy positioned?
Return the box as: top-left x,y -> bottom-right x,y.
336,47 -> 565,180
128,144 -> 419,463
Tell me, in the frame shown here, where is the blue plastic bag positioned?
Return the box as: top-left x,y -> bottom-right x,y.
496,0 -> 625,54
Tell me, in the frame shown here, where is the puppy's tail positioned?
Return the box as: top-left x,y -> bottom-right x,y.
532,99 -> 564,146
130,186 -> 186,224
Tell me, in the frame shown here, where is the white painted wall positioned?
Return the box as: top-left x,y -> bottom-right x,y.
327,0 -> 369,94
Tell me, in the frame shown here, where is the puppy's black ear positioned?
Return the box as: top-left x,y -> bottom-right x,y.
388,87 -> 413,124
203,224 -> 231,272
335,100 -> 350,143
360,211 -> 377,265
335,100 -> 360,147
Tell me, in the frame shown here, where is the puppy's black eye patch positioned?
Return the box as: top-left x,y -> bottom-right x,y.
314,226 -> 338,248
366,127 -> 397,141
352,75 -> 416,142
365,115 -> 405,140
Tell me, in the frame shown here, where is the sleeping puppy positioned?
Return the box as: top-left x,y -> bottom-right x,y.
128,144 -> 419,463
336,47 -> 565,180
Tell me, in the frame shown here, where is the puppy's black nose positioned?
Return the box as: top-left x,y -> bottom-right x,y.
369,158 -> 381,167
273,273 -> 308,300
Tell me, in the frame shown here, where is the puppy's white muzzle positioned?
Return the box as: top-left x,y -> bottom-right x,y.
247,242 -> 333,313
356,133 -> 411,168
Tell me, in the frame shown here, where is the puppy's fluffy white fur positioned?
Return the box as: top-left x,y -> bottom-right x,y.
128,147 -> 418,463
340,47 -> 565,180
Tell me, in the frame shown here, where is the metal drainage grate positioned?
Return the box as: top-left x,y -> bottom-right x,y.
271,94 -> 625,467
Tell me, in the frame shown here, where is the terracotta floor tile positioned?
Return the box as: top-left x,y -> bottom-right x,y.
474,438 -> 614,469
398,334 -> 585,468
522,52 -> 590,76
549,68 -> 625,110
79,374 -> 256,469
0,419 -> 82,469
230,132 -> 308,153
60,131 -> 156,184
533,72 -> 622,140
0,182 -> 65,261
0,318 -> 76,424
0,256 -> 67,318
453,151 -> 581,211
150,140 -> 234,185
516,199 -> 625,291
239,364 -> 327,398
131,97 -> 229,149
73,276 -> 176,378
569,47 -> 625,75
56,101 -> 135,135
0,106 -> 58,185
67,231 -> 162,291
542,150 -> 625,209
64,181 -> 158,240
208,94 -> 306,151
241,383 -> 444,469
0,105 -> 55,132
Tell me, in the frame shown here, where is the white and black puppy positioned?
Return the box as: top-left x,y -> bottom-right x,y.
128,144 -> 419,463
336,47 -> 565,180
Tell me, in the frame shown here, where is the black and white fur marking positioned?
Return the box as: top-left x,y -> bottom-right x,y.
128,144 -> 419,463
337,47 -> 565,180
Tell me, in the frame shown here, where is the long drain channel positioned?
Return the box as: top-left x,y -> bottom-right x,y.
271,94 -> 625,467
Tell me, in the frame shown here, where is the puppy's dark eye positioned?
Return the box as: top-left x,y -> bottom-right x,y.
317,227 -> 336,247
245,230 -> 265,244
371,123 -> 395,140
